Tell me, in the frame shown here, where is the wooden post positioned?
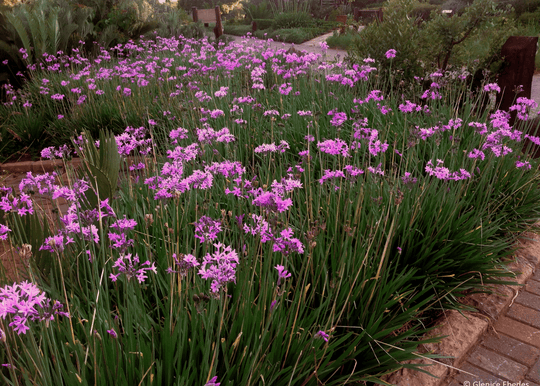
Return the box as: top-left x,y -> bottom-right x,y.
496,36 -> 538,124
377,7 -> 383,22
214,6 -> 223,39
192,7 -> 198,22
353,7 -> 360,22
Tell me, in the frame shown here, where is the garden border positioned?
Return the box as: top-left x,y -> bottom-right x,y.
385,229 -> 540,386
1,158 -> 540,385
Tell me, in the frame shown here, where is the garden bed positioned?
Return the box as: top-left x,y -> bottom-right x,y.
0,32 -> 540,385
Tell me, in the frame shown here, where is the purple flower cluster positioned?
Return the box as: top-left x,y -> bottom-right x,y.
110,253 -> 157,283
198,243 -> 239,293
243,214 -> 304,255
116,126 -> 153,156
399,100 -> 430,114
194,216 -> 222,244
196,126 -> 236,144
0,224 -> 11,240
275,265 -> 291,286
254,140 -> 289,154
0,192 -> 34,216
166,253 -> 200,276
317,138 -> 349,157
327,109 -> 348,127
0,281 -> 69,335
509,97 -> 538,121
109,216 -> 136,253
19,172 -> 57,195
425,160 -> 471,181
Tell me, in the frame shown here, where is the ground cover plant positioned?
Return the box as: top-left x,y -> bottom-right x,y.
0,33 -> 540,385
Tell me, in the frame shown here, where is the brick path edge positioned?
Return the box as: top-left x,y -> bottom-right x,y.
384,230 -> 540,386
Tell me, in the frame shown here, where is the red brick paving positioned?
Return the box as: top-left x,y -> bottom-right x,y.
444,275 -> 540,386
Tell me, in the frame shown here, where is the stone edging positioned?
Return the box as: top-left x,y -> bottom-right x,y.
385,230 -> 540,386
0,159 -> 82,174
0,157 -> 142,174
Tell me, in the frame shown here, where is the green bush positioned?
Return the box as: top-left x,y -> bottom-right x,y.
223,23 -> 252,35
272,11 -> 314,29
509,0 -> 540,17
268,28 -> 312,44
242,0 -> 273,22
253,28 -> 272,38
518,9 -> 540,25
350,0 -> 423,81
314,19 -> 341,30
326,29 -> 360,50
349,0 -> 515,84
410,2 -> 440,21
252,18 -> 274,30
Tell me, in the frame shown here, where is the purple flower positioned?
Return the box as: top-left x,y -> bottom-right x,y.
330,111 -> 348,127
107,329 -> 117,338
279,83 -> 292,95
214,86 -> 229,98
205,376 -> 220,386
0,281 -> 69,335
385,49 -> 396,59
254,140 -> 289,154
123,88 -> 131,97
110,254 -> 157,284
39,234 -> 74,253
167,253 -> 199,276
468,149 -> 485,160
51,93 -> 65,101
484,83 -> 501,93
243,214 -> 274,243
317,139 -> 349,157
110,217 -> 137,232
315,330 -> 329,342
516,160 -> 532,170
194,216 -> 222,244
273,228 -> 304,255
198,243 -> 239,293
0,224 -> 11,241
425,160 -> 471,181
275,265 -> 291,286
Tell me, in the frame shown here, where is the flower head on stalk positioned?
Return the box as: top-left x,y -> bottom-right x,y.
193,216 -> 222,244
0,281 -> 69,335
315,330 -> 329,342
109,253 -> 157,284
198,243 -> 239,294
385,49 -> 396,59
275,265 -> 291,286
166,253 -> 200,276
0,224 -> 10,241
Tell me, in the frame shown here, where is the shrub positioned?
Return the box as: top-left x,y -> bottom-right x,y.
420,0 -> 515,71
410,2 -> 440,21
326,29 -> 360,50
349,0 -> 516,84
440,0 -> 472,13
242,0 -> 273,22
518,9 -> 540,25
272,11 -> 314,29
252,18 -> 274,30
223,23 -> 252,35
268,27 -> 311,44
509,0 -> 540,17
350,0 -> 424,81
